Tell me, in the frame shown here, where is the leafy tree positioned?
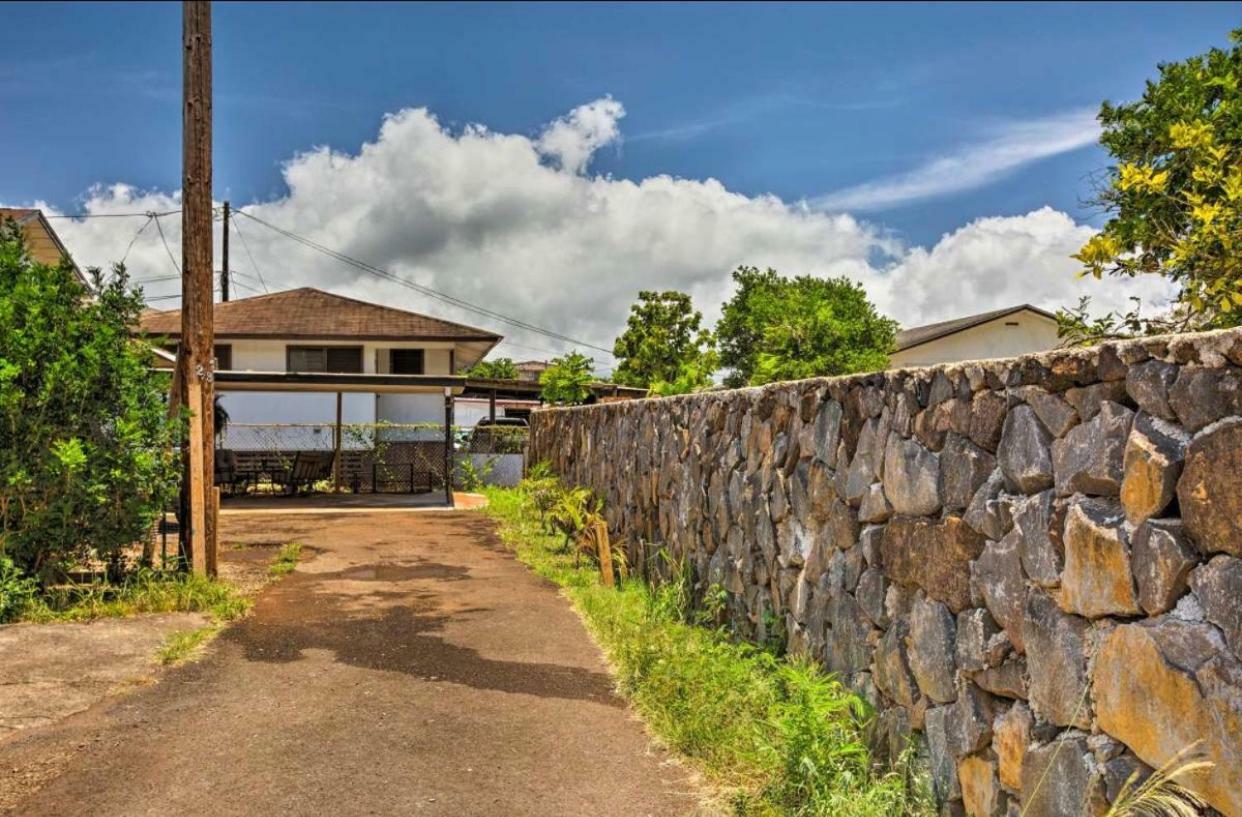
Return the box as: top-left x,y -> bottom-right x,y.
464,357 -> 519,379
1066,29 -> 1242,341
612,290 -> 716,391
0,221 -> 180,583
539,351 -> 595,405
716,266 -> 896,386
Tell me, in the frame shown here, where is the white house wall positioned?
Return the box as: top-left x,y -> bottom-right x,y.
217,339 -> 457,443
888,314 -> 1060,368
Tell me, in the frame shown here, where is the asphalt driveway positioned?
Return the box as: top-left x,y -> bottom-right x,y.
0,510 -> 703,816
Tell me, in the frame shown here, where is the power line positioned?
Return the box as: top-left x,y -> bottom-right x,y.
228,213 -> 270,293
44,210 -> 181,219
151,212 -> 181,276
233,208 -> 614,357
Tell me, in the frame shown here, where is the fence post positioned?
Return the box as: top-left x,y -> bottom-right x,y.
443,387 -> 454,507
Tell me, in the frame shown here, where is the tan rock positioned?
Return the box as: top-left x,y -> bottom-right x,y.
992,702 -> 1032,792
958,753 -> 1001,817
1119,413 -> 1188,525
1057,498 -> 1140,618
1178,417 -> 1242,557
1094,621 -> 1242,816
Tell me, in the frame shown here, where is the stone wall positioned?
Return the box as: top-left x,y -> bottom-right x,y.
530,328 -> 1242,816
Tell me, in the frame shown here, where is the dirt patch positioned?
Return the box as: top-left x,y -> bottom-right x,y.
0,612 -> 210,738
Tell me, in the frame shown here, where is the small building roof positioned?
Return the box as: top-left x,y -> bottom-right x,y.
894,304 -> 1057,353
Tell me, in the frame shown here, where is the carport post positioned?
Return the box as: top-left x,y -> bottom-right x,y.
443,387 -> 454,506
488,389 -> 496,422
332,391 -> 342,492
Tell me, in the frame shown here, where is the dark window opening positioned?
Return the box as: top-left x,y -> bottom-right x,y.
390,349 -> 425,375
214,344 -> 232,370
286,345 -> 363,373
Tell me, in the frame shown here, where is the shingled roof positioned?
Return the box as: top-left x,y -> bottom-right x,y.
138,287 -> 502,342
894,304 -> 1057,352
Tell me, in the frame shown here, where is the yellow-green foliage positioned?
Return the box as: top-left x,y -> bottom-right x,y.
1070,29 -> 1242,337
268,542 -> 303,577
157,626 -> 216,665
482,484 -> 932,817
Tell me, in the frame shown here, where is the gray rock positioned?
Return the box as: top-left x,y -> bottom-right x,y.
857,568 -> 889,628
1132,519 -> 1198,615
882,432 -> 942,516
945,683 -> 998,759
1126,359 -> 1179,421
964,470 -> 1014,541
998,405 -> 1054,494
842,417 -> 886,506
826,592 -> 875,677
942,433 -> 997,512
858,482 -> 893,524
969,391 -> 1008,453
925,705 -> 962,802
1168,366 -> 1242,432
955,608 -> 1008,672
1022,590 -> 1091,729
973,530 -> 1028,653
873,619 -> 919,708
1021,388 -> 1080,437
1019,736 -> 1107,817
1051,400 -> 1134,497
972,655 -> 1028,700
1178,417 -> 1242,557
1064,380 -> 1129,422
1189,555 -> 1242,660
1011,490 -> 1062,588
908,595 -> 958,704
1120,413 -> 1189,525
1058,497 -> 1141,618
812,399 -> 844,466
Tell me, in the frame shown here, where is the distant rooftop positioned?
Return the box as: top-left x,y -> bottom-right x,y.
895,304 -> 1057,352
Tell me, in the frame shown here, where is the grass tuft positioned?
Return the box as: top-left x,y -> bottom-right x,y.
268,542 -> 303,577
481,485 -> 933,817
156,625 -> 216,665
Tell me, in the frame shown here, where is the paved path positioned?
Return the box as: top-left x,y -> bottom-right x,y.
0,511 -> 703,816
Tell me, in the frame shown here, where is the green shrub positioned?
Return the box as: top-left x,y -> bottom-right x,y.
0,552 -> 37,622
0,220 -> 180,583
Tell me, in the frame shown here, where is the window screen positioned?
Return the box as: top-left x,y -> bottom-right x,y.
390,349 -> 425,375
287,346 -> 363,373
214,344 -> 232,371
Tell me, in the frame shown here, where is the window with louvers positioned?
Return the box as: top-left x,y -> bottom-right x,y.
286,345 -> 363,373
390,349 -> 425,375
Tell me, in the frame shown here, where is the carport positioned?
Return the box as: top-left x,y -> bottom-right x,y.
214,369 -> 466,505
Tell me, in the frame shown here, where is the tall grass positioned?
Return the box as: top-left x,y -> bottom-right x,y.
16,568 -> 251,624
482,486 -> 933,817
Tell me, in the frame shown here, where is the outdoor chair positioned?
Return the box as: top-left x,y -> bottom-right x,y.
277,451 -> 336,495
213,450 -> 249,495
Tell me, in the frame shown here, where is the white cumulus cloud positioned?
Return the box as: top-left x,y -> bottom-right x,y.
17,99 -> 1171,368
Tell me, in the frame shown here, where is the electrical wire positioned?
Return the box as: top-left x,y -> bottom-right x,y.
228,213 -> 270,293
151,212 -> 181,276
233,208 -> 614,357
44,210 -> 181,219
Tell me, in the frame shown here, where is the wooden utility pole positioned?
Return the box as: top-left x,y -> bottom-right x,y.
179,0 -> 216,577
220,200 -> 230,302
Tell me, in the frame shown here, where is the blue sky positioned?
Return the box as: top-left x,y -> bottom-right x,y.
1,2 -> 1236,358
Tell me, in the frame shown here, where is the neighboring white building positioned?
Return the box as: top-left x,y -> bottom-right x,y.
888,304 -> 1060,369
139,287 -> 502,437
